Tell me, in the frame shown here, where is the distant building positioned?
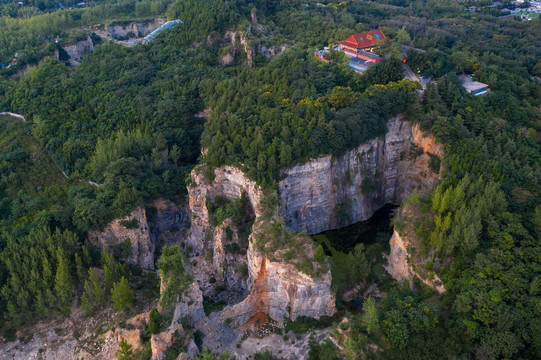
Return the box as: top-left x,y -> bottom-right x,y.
338,30 -> 386,55
348,57 -> 372,73
357,50 -> 381,64
490,1 -> 503,7
460,75 -> 489,96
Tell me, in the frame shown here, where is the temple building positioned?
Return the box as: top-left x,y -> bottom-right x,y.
338,30 -> 386,55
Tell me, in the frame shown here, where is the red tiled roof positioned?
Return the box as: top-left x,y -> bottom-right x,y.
339,30 -> 386,50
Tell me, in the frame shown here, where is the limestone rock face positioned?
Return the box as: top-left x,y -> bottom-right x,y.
186,166 -> 335,324
89,207 -> 155,269
62,35 -> 94,65
115,328 -> 143,352
222,237 -> 335,327
149,198 -> 190,247
187,165 -> 264,254
171,282 -> 206,326
279,116 -> 442,234
151,323 -> 183,360
223,30 -> 253,67
384,230 -> 446,293
107,19 -> 165,39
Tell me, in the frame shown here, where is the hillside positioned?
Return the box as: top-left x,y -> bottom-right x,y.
0,0 -> 540,359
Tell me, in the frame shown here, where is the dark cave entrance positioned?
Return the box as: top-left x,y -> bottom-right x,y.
314,203 -> 398,253
312,204 -> 398,310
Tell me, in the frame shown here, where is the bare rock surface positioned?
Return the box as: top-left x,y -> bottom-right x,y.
62,35 -> 94,65
279,116 -> 442,234
88,207 -> 155,269
384,230 -> 446,293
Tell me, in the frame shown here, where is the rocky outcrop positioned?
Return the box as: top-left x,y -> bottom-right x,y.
222,236 -> 335,327
224,31 -> 253,67
149,198 -> 190,246
385,230 -> 446,293
187,165 -> 264,254
88,199 -> 190,270
279,116 -> 442,234
88,207 -> 155,269
171,282 -> 206,326
186,165 -> 334,325
63,35 -> 94,65
107,19 -> 165,40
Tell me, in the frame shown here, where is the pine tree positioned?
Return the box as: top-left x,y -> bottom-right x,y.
148,308 -> 162,334
75,253 -> 86,284
362,297 -> 379,334
115,338 -> 133,360
54,251 -> 72,315
81,268 -> 105,313
111,277 -> 133,312
314,244 -> 325,261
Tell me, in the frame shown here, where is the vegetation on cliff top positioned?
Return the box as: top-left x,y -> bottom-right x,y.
0,0 -> 540,358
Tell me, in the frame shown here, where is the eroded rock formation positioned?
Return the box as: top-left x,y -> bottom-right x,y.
62,35 -> 94,65
385,230 -> 446,293
89,207 -> 155,269
222,237 -> 335,327
186,165 -> 335,324
88,200 -> 190,270
107,19 -> 165,39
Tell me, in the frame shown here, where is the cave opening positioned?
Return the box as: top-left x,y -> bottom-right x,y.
314,203 -> 398,253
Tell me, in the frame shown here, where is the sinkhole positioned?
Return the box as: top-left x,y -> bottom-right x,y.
314,203 -> 398,253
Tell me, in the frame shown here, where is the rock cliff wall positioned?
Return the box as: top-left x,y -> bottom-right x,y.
107,19 -> 165,39
88,207 -> 155,269
63,35 -> 94,65
186,166 -> 335,324
222,237 -> 335,327
88,199 -> 190,270
279,116 -> 442,234
385,230 -> 446,293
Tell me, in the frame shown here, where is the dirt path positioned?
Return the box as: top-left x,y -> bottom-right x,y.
0,112 -> 25,122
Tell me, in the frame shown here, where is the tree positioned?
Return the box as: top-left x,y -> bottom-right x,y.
75,253 -> 86,284
101,247 -> 126,291
115,338 -> 134,360
111,277 -> 133,312
54,251 -> 72,315
80,268 -> 105,313
351,244 -> 369,281
148,308 -> 162,334
362,297 -> 379,334
315,244 -> 325,261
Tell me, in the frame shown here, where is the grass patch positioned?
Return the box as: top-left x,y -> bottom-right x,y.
284,315 -> 337,334
202,297 -> 227,316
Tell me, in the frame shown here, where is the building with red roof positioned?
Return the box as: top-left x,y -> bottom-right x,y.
338,30 -> 386,55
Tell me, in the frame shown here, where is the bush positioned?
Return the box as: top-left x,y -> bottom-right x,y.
428,153 -> 441,173
120,218 -> 139,229
148,308 -> 162,335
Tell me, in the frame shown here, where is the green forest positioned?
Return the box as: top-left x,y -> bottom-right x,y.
0,0 -> 540,359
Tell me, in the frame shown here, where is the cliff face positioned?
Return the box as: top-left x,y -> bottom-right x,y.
186,166 -> 335,323
62,35 -> 94,66
88,199 -> 190,270
385,230 -> 446,293
88,207 -> 155,269
222,236 -> 335,327
107,19 -> 165,39
223,31 -> 253,67
279,116 -> 442,234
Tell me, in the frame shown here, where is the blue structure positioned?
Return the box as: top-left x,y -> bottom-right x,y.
142,20 -> 183,44
348,57 -> 371,73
